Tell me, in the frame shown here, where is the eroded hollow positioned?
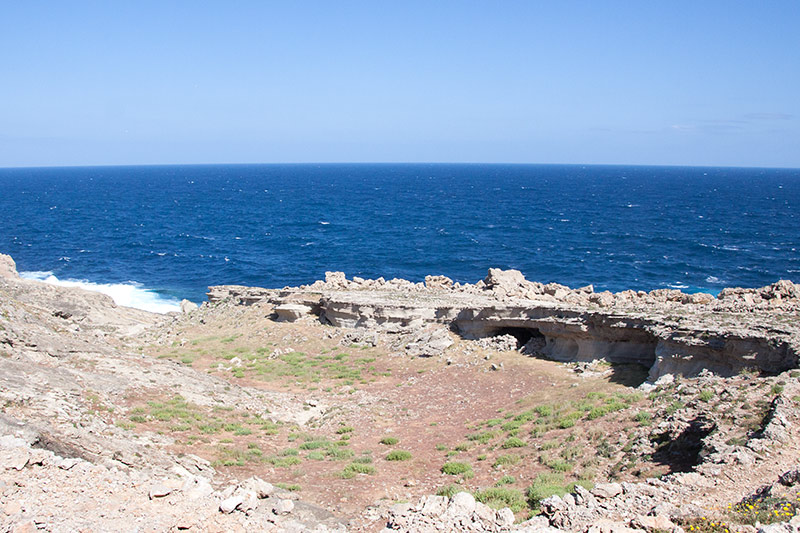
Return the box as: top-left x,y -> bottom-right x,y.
651,416 -> 716,473
491,327 -> 545,349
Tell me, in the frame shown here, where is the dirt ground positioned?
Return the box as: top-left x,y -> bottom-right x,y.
131,301 -> 746,527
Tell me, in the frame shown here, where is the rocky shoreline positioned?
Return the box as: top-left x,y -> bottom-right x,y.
2,252 -> 800,532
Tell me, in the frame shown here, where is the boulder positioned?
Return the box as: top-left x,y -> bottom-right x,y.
447,492 -> 476,517
274,303 -> 313,322
219,494 -> 244,514
403,326 -> 453,357
591,482 -> 623,499
425,275 -> 454,290
1,448 -> 30,471
241,476 -> 274,498
324,271 -> 348,288
179,299 -> 198,313
274,498 -> 294,515
0,253 -> 19,279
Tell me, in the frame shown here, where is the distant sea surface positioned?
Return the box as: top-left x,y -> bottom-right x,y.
1,164 -> 798,313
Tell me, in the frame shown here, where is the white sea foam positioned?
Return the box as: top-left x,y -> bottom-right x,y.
19,271 -> 182,314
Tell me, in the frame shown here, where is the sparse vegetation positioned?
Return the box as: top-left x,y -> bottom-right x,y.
441,462 -> 473,476
385,450 -> 412,461
474,487 -> 527,512
340,462 -> 376,478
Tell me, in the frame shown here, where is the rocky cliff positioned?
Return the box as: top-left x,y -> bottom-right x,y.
209,268 -> 800,381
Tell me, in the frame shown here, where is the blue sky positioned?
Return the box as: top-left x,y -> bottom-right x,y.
1,1 -> 798,168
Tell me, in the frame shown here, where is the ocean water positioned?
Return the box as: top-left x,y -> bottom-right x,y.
1,164 -> 798,313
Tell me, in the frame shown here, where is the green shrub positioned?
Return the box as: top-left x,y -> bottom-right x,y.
441,462 -> 473,476
699,390 -> 714,402
299,440 -> 328,450
493,454 -> 521,467
633,411 -> 652,426
340,462 -> 375,478
436,484 -> 460,498
502,437 -> 526,448
467,430 -> 498,444
474,487 -> 527,512
587,406 -> 609,420
326,448 -> 354,460
496,475 -> 516,485
336,426 -> 354,434
275,483 -> 301,491
527,472 -> 568,507
379,436 -> 399,445
546,459 -> 572,472
558,417 -> 576,429
385,450 -> 412,461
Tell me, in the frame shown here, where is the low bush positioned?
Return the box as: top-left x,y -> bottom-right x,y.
474,487 -> 527,512
386,450 -> 412,461
441,461 -> 473,476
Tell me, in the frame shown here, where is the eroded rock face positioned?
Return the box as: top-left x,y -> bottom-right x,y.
208,270 -> 800,380
383,492 -> 527,533
0,253 -> 19,279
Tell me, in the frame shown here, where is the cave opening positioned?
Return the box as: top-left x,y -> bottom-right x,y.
491,327 -> 544,350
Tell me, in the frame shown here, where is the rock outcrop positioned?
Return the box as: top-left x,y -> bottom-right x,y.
208,270 -> 800,380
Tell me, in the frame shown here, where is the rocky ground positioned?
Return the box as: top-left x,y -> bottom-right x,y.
2,252 -> 800,533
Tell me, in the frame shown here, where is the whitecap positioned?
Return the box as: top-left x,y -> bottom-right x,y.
19,272 -> 182,314
705,276 -> 721,283
319,221 -> 330,225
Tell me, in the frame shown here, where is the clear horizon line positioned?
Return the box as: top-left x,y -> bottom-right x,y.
2,161 -> 799,171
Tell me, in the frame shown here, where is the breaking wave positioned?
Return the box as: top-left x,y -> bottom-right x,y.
19,271 -> 182,314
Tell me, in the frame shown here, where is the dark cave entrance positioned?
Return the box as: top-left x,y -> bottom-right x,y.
491,327 -> 545,350
651,416 -> 717,473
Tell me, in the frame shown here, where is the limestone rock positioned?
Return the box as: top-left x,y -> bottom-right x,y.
403,326 -> 453,357
241,476 -> 274,498
274,303 -> 313,322
425,275 -> 454,291
1,448 -> 30,470
220,494 -> 245,514
0,253 -> 19,279
183,476 -> 214,500
274,498 -> 294,515
180,299 -> 198,313
324,271 -> 348,288
148,484 -> 173,499
592,482 -> 623,499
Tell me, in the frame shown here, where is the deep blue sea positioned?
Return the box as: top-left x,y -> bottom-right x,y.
1,164 -> 798,312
